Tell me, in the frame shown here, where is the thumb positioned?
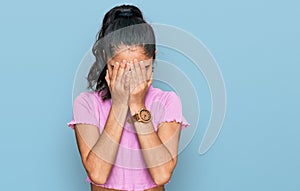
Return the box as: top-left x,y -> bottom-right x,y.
147,72 -> 153,87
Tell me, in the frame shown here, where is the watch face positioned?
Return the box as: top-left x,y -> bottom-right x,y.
140,109 -> 151,121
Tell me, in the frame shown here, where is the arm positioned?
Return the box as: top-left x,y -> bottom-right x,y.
74,61 -> 131,184
74,103 -> 128,184
128,59 -> 182,185
129,104 -> 182,186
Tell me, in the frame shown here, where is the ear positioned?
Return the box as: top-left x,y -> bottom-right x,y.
155,49 -> 157,54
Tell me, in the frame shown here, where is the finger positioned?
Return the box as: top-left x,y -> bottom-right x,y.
140,60 -> 147,82
105,69 -> 110,87
107,64 -> 112,77
116,60 -> 125,83
121,61 -> 128,86
133,59 -> 143,84
129,76 -> 134,93
130,61 -> 137,91
111,62 -> 119,85
147,72 -> 153,87
123,63 -> 131,90
145,59 -> 153,81
120,62 -> 125,86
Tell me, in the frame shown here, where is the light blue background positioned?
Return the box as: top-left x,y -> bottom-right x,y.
1,0 -> 299,190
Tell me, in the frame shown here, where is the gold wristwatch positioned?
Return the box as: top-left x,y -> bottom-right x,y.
132,107 -> 152,123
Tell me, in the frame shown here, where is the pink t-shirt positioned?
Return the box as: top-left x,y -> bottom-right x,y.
67,84 -> 190,191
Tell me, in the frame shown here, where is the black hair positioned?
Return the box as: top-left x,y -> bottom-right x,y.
86,4 -> 156,101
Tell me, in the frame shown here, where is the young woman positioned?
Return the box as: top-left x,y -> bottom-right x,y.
67,4 -> 190,191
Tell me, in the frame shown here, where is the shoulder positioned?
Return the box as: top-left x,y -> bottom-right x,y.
73,91 -> 105,108
148,85 -> 181,104
75,91 -> 94,100
74,91 -> 95,103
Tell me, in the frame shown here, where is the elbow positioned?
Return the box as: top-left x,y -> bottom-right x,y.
88,170 -> 108,185
84,160 -> 108,185
153,171 -> 172,186
153,160 -> 176,185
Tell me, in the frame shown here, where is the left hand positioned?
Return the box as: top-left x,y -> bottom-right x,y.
128,59 -> 153,107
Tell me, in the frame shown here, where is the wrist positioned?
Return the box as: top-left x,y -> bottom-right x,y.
129,103 -> 146,115
112,102 -> 128,109
111,104 -> 129,125
112,103 -> 129,114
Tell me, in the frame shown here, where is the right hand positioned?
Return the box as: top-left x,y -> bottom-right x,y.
105,60 -> 131,107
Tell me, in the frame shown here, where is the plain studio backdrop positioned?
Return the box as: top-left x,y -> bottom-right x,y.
0,0 -> 299,190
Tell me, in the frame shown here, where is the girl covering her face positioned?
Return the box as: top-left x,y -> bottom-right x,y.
67,4 -> 190,191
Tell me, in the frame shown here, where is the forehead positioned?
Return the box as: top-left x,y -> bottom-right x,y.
108,45 -> 151,64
